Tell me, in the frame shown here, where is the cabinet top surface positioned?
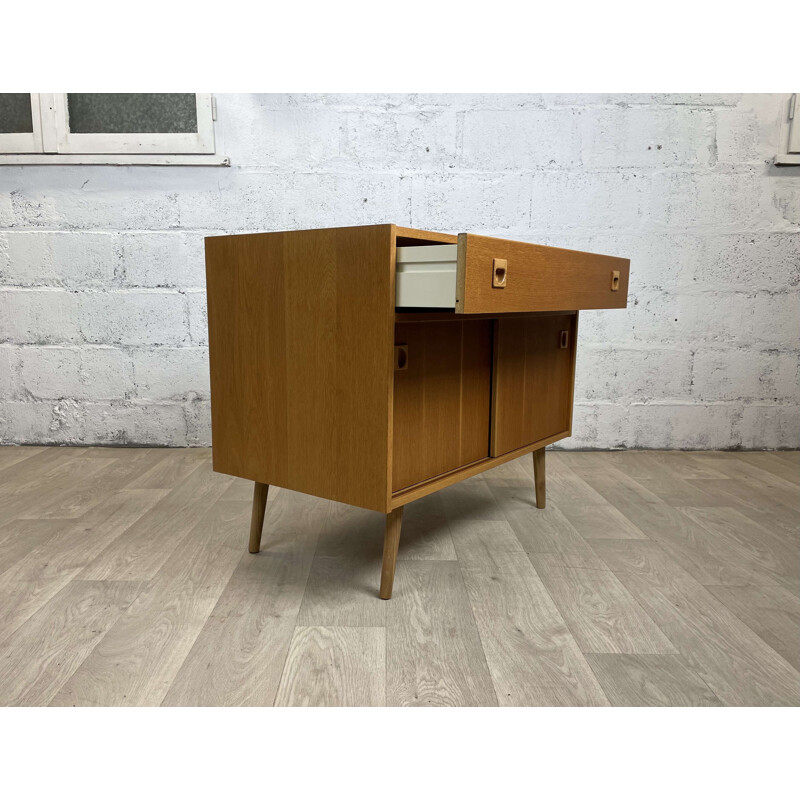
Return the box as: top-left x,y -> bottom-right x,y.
204,224 -> 629,263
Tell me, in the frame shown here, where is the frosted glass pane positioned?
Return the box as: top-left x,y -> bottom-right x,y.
0,94 -> 33,133
67,94 -> 198,134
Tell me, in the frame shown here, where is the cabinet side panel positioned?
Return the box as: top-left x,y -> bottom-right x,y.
206,226 -> 393,512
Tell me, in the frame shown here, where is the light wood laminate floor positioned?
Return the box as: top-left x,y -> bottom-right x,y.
0,446 -> 797,707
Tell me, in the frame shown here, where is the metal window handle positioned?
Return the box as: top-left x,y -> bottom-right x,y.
394,345 -> 408,371
492,259 -> 507,288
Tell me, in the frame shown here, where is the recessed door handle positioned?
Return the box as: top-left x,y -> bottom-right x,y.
394,345 -> 408,371
611,270 -> 620,291
559,330 -> 569,349
492,259 -> 507,288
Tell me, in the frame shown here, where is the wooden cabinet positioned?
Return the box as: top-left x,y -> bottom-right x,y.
205,224 -> 629,599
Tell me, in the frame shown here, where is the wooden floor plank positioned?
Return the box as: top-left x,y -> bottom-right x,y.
0,579 -> 142,706
709,465 -> 800,514
584,654 -> 722,706
679,506 -> 798,591
591,539 -> 800,706
397,492 -> 457,560
17,449 -> 168,520
439,475 -> 506,521
454,519 -> 608,706
614,502 -> 782,588
530,552 -> 677,655
0,489 -> 168,645
505,505 -> 607,568
50,501 -> 247,707
603,450 -> 730,480
559,502 -> 647,540
386,560 -> 497,706
0,447 -> 796,707
705,584 -> 800,672
0,519 -> 64,576
736,452 -> 800,486
0,446 -> 46,475
297,503 -> 386,627
569,463 -> 667,508
125,448 -> 209,490
274,626 -> 385,707
162,490 -> 327,706
78,462 -> 232,581
0,455 -> 110,520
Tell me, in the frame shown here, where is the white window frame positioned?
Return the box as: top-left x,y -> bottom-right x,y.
0,94 -> 44,154
775,93 -> 800,166
0,93 -> 228,166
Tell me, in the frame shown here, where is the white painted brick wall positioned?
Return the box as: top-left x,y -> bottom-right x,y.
0,93 -> 797,448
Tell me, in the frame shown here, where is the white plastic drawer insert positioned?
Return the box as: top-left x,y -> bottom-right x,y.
395,244 -> 457,309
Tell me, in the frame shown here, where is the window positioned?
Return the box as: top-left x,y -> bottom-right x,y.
0,93 -> 228,165
775,93 -> 800,165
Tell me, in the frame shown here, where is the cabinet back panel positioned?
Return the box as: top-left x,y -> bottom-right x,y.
392,320 -> 492,492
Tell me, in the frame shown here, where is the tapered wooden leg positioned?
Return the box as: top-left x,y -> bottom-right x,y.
248,481 -> 270,553
379,506 -> 404,600
532,447 -> 546,509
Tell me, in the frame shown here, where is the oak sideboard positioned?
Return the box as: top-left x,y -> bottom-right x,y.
205,224 -> 630,599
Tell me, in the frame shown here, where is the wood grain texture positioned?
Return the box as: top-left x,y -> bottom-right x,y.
248,481 -> 269,553
0,580 -> 142,706
51,502 -> 247,706
162,490 -> 326,706
387,560 -> 497,706
274,626 -> 386,707
392,320 -> 491,491
456,233 -> 630,314
530,553 -> 678,654
505,505 -> 607,569
454,520 -> 609,706
558,502 -> 647,540
584,654 -> 722,706
0,446 -> 44,476
0,519 -> 63,576
678,505 -> 798,591
78,462 -> 231,581
390,431 -> 569,509
206,225 -> 394,512
612,502 -> 778,588
380,506 -> 404,600
297,503 -> 386,627
1,448 -> 797,707
491,315 -> 575,457
395,491 -> 457,560
0,489 -> 167,645
533,448 -> 545,508
591,539 -> 800,706
705,584 -> 800,672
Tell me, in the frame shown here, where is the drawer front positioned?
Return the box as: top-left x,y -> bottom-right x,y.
392,320 -> 492,492
456,233 -> 629,314
490,314 -> 576,457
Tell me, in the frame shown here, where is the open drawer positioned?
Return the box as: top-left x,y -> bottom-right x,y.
395,232 -> 630,313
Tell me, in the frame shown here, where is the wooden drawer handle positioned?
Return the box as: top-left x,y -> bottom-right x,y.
394,345 -> 408,371
492,258 -> 507,288
559,330 -> 569,349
